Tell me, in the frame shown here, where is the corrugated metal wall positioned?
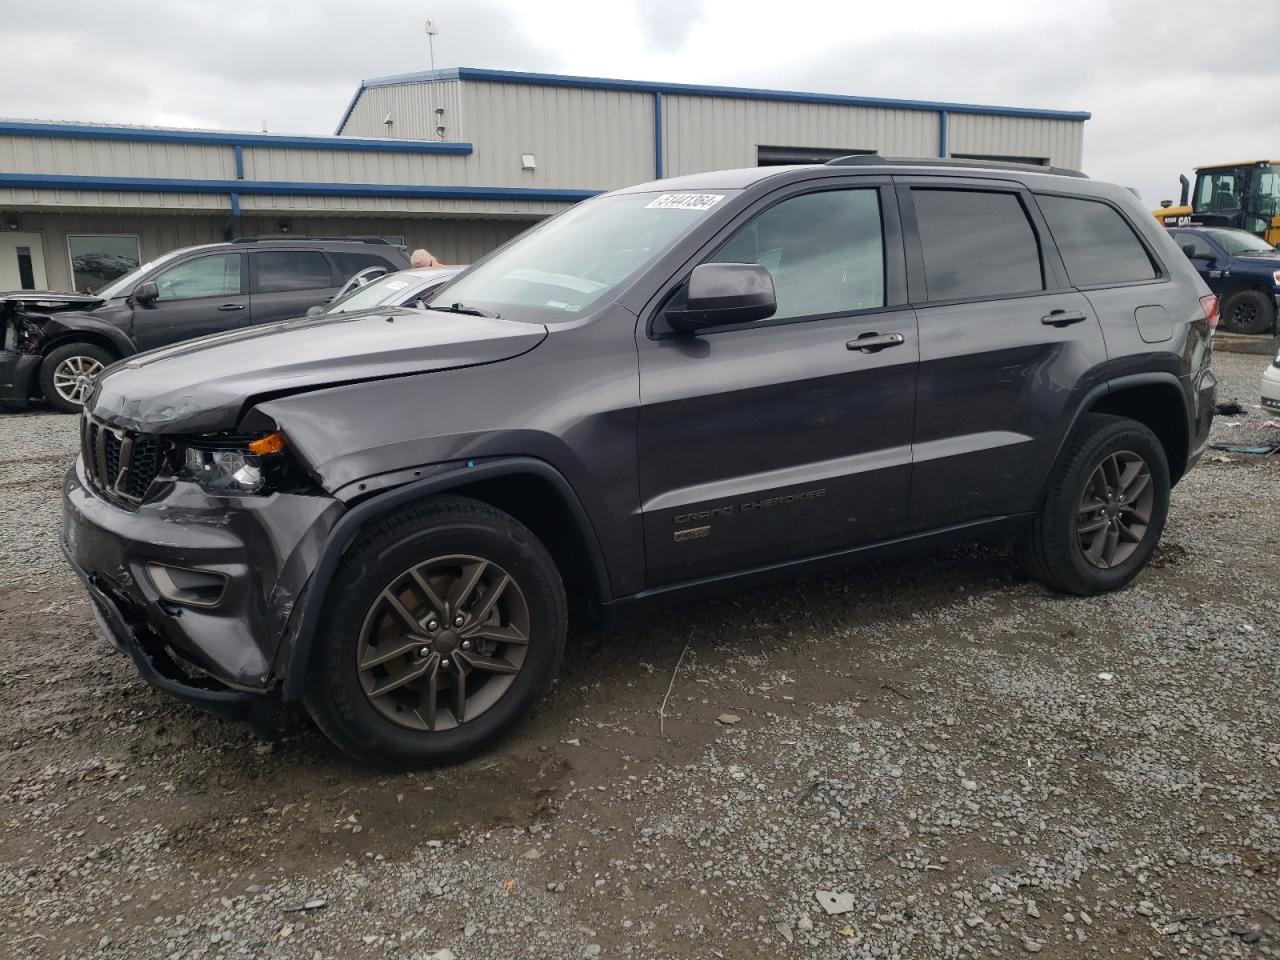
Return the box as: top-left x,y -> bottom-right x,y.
338,80 -> 465,141
460,82 -> 656,189
662,96 -> 941,177
0,134 -> 235,179
14,210 -> 535,290
947,114 -> 1084,168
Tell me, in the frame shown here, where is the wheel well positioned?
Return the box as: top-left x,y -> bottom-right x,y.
422,472 -> 608,622
41,333 -> 123,361
1088,384 -> 1189,483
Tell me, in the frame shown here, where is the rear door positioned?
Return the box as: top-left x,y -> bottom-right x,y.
900,179 -> 1107,530
249,249 -> 340,324
636,180 -> 919,587
133,252 -> 249,351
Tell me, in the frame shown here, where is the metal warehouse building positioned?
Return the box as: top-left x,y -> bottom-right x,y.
0,68 -> 1088,293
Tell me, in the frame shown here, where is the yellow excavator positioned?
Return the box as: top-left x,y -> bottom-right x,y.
1154,160 -> 1280,246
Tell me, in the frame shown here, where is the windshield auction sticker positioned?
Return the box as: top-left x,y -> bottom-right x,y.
646,193 -> 725,211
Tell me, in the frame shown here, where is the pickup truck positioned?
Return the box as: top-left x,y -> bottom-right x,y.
1167,226 -> 1280,335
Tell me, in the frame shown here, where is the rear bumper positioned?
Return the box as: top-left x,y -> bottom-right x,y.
0,350 -> 40,404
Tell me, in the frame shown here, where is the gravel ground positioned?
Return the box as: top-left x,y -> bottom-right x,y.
1,351 -> 1277,960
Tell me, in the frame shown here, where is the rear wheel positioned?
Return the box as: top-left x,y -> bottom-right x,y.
1016,414 -> 1170,595
39,342 -> 115,413
303,496 -> 566,767
1219,289 -> 1275,335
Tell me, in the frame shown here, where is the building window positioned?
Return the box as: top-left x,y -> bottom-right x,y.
757,146 -> 873,166
67,235 -> 141,294
950,152 -> 1048,167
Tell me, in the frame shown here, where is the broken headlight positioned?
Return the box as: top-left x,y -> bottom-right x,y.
176,431 -> 287,496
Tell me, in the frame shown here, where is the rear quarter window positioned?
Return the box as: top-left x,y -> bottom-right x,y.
1037,194 -> 1158,286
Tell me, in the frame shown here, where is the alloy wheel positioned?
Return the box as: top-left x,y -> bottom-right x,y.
1076,450 -> 1154,568
356,555 -> 531,731
1229,301 -> 1256,329
51,356 -> 104,405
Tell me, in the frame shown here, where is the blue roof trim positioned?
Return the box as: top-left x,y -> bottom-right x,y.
0,120 -> 473,155
0,171 -> 595,203
353,66 -> 1091,122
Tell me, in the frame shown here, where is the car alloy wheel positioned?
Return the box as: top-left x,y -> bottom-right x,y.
355,554 -> 531,731
51,355 -> 105,405
1075,450 -> 1154,569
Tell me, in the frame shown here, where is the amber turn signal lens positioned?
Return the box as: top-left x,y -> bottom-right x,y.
247,431 -> 286,456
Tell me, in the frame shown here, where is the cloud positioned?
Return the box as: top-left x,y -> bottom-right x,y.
0,0 -> 1276,205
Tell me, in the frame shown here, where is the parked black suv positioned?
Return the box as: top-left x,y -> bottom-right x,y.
2,237 -> 409,412
62,158 -> 1217,766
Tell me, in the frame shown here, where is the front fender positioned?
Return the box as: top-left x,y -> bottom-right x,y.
36,312 -> 136,358
274,456 -> 611,700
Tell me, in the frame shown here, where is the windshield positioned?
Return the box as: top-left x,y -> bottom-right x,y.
323,272 -> 430,314
428,191 -> 733,322
1207,229 -> 1276,255
94,248 -> 188,300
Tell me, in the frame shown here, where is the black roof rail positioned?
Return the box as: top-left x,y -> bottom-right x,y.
228,236 -> 397,245
825,154 -> 1089,179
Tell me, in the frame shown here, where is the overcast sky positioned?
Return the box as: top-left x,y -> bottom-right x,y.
3,0 -> 1276,205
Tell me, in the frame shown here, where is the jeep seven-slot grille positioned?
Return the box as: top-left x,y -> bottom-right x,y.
80,414 -> 161,503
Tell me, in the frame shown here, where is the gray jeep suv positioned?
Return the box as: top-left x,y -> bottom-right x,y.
61,157 -> 1217,766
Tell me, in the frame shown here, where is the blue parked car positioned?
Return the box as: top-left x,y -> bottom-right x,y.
1167,226 -> 1280,334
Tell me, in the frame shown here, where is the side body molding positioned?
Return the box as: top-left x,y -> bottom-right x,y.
277,457 -> 611,699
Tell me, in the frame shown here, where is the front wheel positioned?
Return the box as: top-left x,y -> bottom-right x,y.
1016,414 -> 1170,595
39,342 -> 116,413
303,496 -> 566,767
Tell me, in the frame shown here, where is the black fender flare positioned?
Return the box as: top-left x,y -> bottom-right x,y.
37,315 -> 136,360
278,456 -> 611,699
1039,371 -> 1190,503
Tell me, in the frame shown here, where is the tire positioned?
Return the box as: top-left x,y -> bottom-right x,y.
39,342 -> 116,413
1015,414 -> 1170,595
303,495 -> 567,767
1219,289 -> 1275,336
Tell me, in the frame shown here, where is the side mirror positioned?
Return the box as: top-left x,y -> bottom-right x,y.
1181,244 -> 1196,258
133,280 -> 158,305
665,263 -> 777,333
305,305 -> 324,316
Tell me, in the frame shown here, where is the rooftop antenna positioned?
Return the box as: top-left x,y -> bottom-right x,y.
424,19 -> 438,73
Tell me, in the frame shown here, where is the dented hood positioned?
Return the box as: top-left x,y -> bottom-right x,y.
89,307 -> 547,434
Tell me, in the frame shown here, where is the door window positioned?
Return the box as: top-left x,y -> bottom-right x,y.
1038,195 -> 1158,286
1169,232 -> 1216,260
255,251 -> 334,293
154,254 -> 242,301
912,189 -> 1044,301
706,188 -> 884,321
331,251 -> 397,281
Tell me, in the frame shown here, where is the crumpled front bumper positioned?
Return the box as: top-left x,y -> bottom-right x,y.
61,456 -> 345,712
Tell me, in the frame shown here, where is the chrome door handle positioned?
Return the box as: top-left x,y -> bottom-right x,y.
1041,310 -> 1087,327
847,332 -> 905,353
218,303 -> 246,311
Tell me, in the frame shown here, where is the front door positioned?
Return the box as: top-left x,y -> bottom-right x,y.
132,252 -> 250,351
637,183 -> 918,587
1169,231 -> 1226,295
0,232 -> 48,290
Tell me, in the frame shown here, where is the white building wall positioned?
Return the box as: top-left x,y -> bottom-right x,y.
947,114 -> 1085,168
460,81 -> 657,190
338,80 -> 465,141
662,96 -> 941,177
0,134 -> 235,180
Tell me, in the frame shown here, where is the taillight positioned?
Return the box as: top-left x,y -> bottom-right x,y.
1199,294 -> 1219,330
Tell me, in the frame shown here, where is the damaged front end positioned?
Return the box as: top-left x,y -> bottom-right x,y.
1,292 -> 104,405
61,412 -> 346,735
